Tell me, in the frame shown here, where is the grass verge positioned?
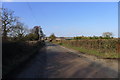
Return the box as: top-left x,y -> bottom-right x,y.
53,42 -> 119,59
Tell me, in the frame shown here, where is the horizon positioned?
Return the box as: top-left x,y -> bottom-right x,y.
1,2 -> 118,37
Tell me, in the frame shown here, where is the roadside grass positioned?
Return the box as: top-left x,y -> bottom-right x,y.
53,42 -> 119,59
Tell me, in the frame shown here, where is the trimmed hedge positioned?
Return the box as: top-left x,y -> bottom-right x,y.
2,41 -> 45,78
58,39 -> 118,54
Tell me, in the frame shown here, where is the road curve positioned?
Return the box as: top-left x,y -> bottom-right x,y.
10,42 -> 118,78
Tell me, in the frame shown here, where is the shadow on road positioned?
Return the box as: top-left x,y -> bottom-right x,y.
44,43 -> 118,78
46,43 -> 57,46
4,42 -> 118,78
45,51 -> 118,78
4,47 -> 47,79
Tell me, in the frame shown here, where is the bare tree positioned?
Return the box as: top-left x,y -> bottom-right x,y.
102,32 -> 113,38
26,26 -> 45,41
10,22 -> 28,39
32,26 -> 44,41
39,27 -> 44,40
1,8 -> 18,40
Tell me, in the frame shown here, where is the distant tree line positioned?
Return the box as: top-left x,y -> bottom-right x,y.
1,8 -> 44,41
74,32 -> 114,40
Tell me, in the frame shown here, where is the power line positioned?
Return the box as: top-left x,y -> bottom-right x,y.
2,1 -> 40,26
1,0 -> 4,8
26,1 -> 39,25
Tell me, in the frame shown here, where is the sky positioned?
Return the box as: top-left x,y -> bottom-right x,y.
1,0 -> 119,2
1,2 -> 118,37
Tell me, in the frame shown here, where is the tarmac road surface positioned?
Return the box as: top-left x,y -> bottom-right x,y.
11,42 -> 118,78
